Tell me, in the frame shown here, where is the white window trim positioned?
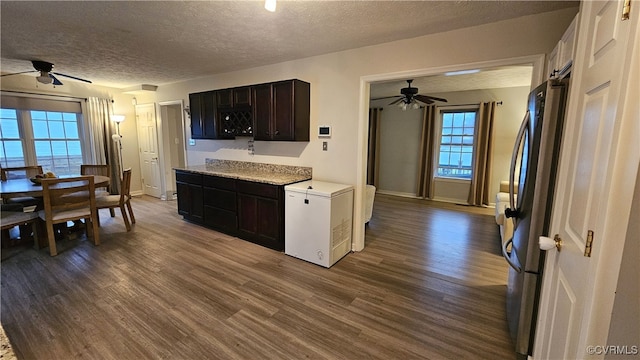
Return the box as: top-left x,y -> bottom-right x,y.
433,104 -> 480,181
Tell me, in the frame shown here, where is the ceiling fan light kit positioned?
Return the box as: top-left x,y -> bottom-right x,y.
1,60 -> 92,86
372,79 -> 447,110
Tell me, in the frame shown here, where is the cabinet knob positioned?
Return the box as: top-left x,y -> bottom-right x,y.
274,130 -> 279,135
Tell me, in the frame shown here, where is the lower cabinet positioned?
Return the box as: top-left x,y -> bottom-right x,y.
176,171 -> 203,222
176,171 -> 286,251
237,180 -> 283,251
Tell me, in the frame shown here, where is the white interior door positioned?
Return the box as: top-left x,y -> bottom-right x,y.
534,1 -> 639,359
136,103 -> 162,198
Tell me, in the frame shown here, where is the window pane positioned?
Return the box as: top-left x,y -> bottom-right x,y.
453,113 -> 464,127
67,141 -> 82,156
64,122 -> 79,138
63,113 -> 77,121
442,127 -> 452,135
451,136 -> 462,144
439,152 -> 450,166
463,127 -> 474,135
32,120 -> 49,138
47,112 -> 63,121
440,145 -> 450,153
443,113 -> 453,127
462,136 -> 474,145
441,136 -> 451,144
461,153 -> 473,167
452,127 -> 463,135
51,141 -> 68,156
1,140 -> 25,167
49,121 -> 65,138
1,109 -> 17,118
35,140 -> 52,156
464,113 -> 476,127
31,111 -> 47,120
0,119 -> 20,138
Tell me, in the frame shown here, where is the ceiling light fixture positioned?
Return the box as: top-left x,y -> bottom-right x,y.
265,0 -> 276,12
36,72 -> 53,84
444,69 -> 480,76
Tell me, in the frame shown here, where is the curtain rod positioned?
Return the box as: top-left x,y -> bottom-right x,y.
1,90 -> 88,101
0,90 -> 115,103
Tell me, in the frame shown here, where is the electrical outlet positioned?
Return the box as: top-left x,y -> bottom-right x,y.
322,141 -> 328,151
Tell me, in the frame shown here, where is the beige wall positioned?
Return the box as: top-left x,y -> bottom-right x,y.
372,86 -> 530,203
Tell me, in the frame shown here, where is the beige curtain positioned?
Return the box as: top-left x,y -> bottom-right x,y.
468,102 -> 496,206
367,108 -> 383,187
86,97 -> 121,194
416,105 -> 437,198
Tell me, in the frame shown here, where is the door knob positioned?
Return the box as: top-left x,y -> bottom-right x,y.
539,234 -> 562,252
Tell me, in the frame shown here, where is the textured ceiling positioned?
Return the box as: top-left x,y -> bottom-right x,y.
0,1 -> 578,89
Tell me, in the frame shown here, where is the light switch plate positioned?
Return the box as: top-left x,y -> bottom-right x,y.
322,141 -> 328,151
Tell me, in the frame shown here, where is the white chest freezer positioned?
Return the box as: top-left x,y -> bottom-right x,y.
284,180 -> 354,268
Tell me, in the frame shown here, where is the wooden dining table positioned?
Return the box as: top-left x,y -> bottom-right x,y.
0,175 -> 110,200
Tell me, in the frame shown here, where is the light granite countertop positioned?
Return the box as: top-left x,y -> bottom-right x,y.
175,160 -> 312,186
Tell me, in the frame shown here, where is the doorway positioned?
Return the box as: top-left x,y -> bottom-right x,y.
158,100 -> 187,201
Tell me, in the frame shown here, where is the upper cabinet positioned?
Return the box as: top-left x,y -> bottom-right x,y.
189,91 -> 218,139
252,80 -> 310,141
548,14 -> 579,79
188,79 -> 310,141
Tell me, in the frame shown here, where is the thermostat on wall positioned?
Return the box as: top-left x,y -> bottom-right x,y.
318,126 -> 331,137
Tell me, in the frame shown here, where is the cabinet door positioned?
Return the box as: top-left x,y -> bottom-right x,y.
176,182 -> 204,222
202,91 -> 217,138
234,86 -> 252,107
237,193 -> 281,250
176,181 -> 191,216
272,81 -> 295,140
189,183 -> 204,221
188,93 -> 204,139
216,89 -> 233,108
252,84 -> 273,141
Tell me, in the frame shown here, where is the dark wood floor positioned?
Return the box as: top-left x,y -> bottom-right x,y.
1,194 -> 513,359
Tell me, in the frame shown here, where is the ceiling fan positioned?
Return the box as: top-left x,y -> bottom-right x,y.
0,60 -> 92,85
372,79 -> 447,109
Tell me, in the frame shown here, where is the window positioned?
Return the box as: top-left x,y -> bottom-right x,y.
0,108 -> 25,168
437,110 -> 477,179
0,96 -> 85,176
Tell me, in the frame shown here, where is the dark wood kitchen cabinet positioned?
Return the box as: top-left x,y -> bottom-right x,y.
216,86 -> 252,108
176,171 -> 287,251
189,91 -> 217,139
216,86 -> 253,138
236,180 -> 284,251
176,171 -> 204,222
203,175 -> 237,233
252,79 -> 310,141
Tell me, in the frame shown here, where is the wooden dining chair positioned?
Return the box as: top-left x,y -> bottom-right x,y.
38,176 -> 100,256
0,166 -> 44,208
81,164 -> 115,217
1,205 -> 40,249
95,168 -> 135,231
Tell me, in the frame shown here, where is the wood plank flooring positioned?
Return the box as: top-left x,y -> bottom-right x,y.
1,194 -> 513,359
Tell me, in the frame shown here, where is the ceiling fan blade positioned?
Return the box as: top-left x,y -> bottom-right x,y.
49,74 -> 63,86
389,97 -> 406,105
414,97 -> 434,105
371,95 -> 401,101
0,70 -> 37,77
52,72 -> 92,84
416,94 -> 448,103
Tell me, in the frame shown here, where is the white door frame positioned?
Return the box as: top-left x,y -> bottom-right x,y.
158,100 -> 188,200
355,54 -> 546,251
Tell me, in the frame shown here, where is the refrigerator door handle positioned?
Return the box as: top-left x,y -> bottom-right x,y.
505,110 -> 530,219
502,238 -> 523,272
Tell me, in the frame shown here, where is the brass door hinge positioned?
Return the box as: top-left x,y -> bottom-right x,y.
584,230 -> 594,257
623,0 -> 631,20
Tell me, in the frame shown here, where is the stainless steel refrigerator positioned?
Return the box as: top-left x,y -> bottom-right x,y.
502,79 -> 569,359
